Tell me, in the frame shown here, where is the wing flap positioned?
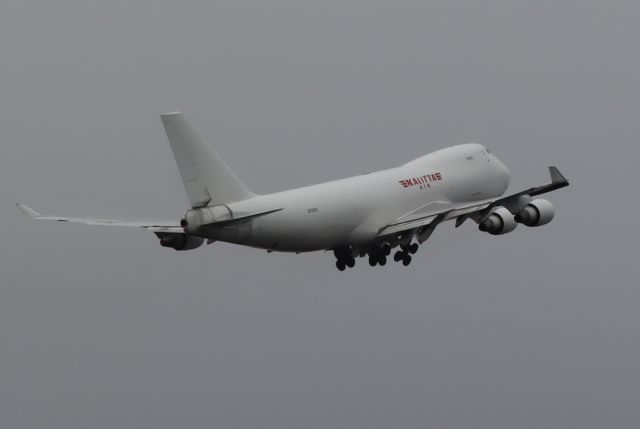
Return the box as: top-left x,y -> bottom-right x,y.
379,214 -> 439,237
378,201 -> 492,237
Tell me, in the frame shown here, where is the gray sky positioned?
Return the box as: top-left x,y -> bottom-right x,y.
1,1 -> 639,428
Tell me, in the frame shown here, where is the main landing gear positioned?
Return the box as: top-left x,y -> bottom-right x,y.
368,242 -> 391,267
334,248 -> 355,271
393,242 -> 418,267
333,241 -> 420,270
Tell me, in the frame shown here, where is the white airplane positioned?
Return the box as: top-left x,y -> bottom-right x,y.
18,112 -> 569,270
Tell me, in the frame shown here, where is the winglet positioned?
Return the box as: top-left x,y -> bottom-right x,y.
549,166 -> 568,185
16,203 -> 41,219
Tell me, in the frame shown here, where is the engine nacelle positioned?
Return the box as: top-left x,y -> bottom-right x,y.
159,233 -> 204,251
479,206 -> 517,235
182,205 -> 232,232
515,199 -> 555,227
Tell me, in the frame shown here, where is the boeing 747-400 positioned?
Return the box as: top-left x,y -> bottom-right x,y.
18,112 -> 569,270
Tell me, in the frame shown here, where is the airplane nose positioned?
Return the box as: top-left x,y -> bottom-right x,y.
498,157 -> 510,176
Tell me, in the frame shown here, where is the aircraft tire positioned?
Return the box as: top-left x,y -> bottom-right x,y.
346,257 -> 355,268
394,251 -> 404,262
378,255 -> 387,266
380,243 -> 391,256
409,243 -> 419,254
402,255 -> 412,266
336,260 -> 346,271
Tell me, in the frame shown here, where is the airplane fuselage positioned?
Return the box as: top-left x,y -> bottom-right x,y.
200,143 -> 510,252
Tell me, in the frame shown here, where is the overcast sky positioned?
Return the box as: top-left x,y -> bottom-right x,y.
1,1 -> 639,428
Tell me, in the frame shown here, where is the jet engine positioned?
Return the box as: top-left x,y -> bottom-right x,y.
515,199 -> 555,227
158,233 -> 204,251
479,206 -> 517,235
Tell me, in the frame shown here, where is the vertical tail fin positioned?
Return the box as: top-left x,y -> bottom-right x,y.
160,112 -> 255,207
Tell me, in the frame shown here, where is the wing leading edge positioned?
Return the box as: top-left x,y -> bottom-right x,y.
378,166 -> 569,239
16,204 -> 184,233
16,203 -> 284,234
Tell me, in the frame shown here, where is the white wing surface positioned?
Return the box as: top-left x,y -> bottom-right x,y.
378,201 -> 492,237
16,204 -> 183,233
378,166 -> 569,240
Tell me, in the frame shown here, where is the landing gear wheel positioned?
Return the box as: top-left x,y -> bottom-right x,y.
394,251 -> 404,262
402,255 -> 412,266
378,255 -> 387,266
409,243 -> 419,254
346,257 -> 355,268
368,256 -> 377,267
336,260 -> 346,271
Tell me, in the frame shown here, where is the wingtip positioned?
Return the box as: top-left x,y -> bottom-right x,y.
16,203 -> 41,219
548,166 -> 568,185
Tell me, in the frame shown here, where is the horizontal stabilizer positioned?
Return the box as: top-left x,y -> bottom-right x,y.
213,208 -> 283,226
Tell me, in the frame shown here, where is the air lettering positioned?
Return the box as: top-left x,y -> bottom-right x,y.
398,172 -> 443,189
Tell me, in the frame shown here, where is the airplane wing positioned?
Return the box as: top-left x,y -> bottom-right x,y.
378,201 -> 492,243
485,166 -> 569,211
16,204 -> 184,233
378,166 -> 569,242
